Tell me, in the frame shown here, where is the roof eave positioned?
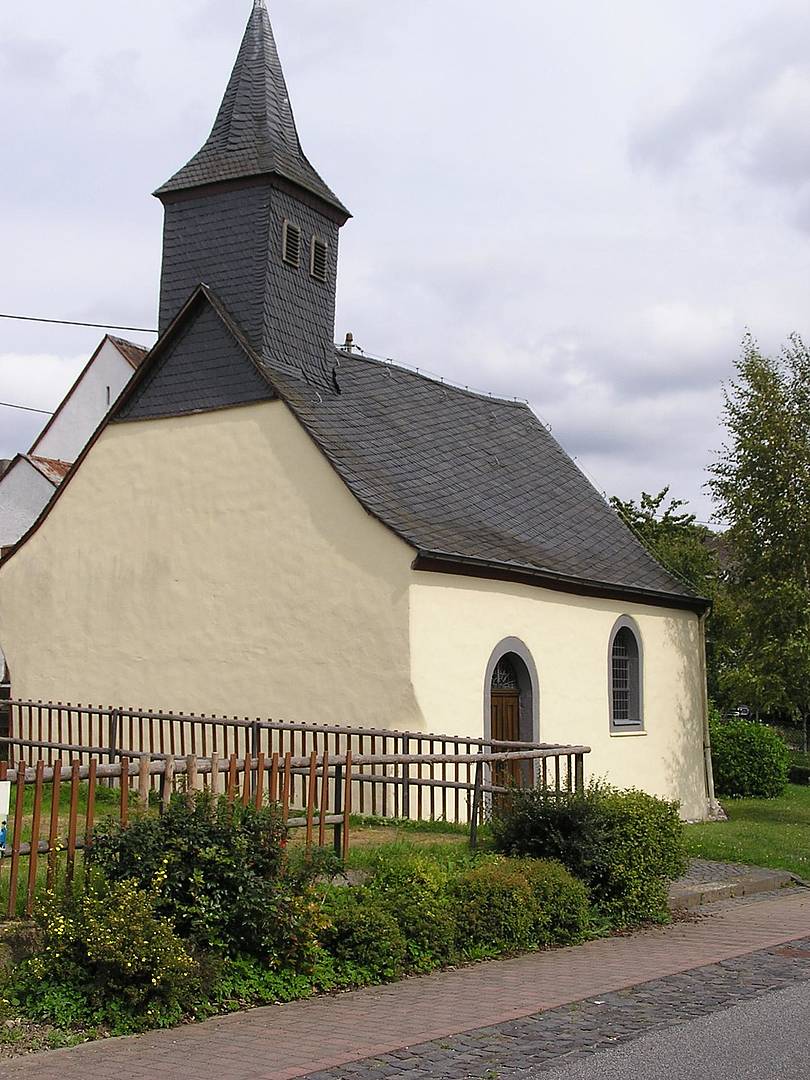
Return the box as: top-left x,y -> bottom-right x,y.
413,550 -> 711,615
153,169 -> 351,225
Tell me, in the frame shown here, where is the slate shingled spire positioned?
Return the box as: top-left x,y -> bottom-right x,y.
154,1 -> 349,391
155,0 -> 347,216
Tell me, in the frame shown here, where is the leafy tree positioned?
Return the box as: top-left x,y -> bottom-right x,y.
610,488 -> 720,597
707,334 -> 810,731
610,488 -> 732,700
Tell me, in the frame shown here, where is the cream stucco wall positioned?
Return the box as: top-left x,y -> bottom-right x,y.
0,398 -> 710,818
409,576 -> 709,820
0,401 -> 421,727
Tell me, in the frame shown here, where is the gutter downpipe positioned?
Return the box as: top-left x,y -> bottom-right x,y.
699,609 -> 722,820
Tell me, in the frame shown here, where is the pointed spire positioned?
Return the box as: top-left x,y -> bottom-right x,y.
155,2 -> 348,219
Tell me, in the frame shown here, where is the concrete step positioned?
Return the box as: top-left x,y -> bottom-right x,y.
670,866 -> 799,911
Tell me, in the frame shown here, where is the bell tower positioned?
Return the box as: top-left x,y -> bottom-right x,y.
154,0 -> 350,390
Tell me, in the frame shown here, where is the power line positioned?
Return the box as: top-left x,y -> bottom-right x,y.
0,313 -> 157,334
0,401 -> 54,416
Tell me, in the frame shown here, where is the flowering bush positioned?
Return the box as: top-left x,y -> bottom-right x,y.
11,876 -> 201,1033
88,792 -> 323,968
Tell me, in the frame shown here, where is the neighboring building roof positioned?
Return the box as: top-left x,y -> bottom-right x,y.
0,460 -> 10,479
25,456 -> 71,486
109,336 -> 150,370
154,0 -> 349,220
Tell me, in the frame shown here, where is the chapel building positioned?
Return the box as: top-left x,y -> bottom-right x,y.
0,1 -> 714,819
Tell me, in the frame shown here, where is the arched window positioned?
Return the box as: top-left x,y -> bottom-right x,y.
609,619 -> 643,732
491,657 -> 520,691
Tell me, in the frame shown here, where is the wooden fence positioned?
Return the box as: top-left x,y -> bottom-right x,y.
0,734 -> 590,918
6,700 -> 588,825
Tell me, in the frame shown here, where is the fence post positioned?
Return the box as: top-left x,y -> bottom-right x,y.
139,755 -> 150,811
342,752 -> 352,860
469,758 -> 484,852
107,708 -> 120,788
160,755 -> 175,814
250,722 -> 261,799
575,753 -> 585,794
401,735 -> 410,820
333,763 -> 343,856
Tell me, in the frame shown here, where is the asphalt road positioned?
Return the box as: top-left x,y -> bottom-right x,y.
529,981 -> 810,1080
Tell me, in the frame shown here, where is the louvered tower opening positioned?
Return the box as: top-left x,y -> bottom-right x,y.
310,237 -> 329,283
283,220 -> 302,267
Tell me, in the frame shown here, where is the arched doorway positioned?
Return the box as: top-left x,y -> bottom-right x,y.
484,638 -> 539,790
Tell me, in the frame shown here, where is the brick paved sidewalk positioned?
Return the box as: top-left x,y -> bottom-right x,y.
5,889 -> 810,1080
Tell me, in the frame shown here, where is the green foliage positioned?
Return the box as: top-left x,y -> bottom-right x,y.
88,792 -> 324,968
610,487 -> 720,597
517,858 -> 593,945
609,487 -> 737,703
10,877 -> 201,1034
710,717 -> 790,798
205,956 -> 318,1014
449,857 -> 590,957
319,888 -> 407,986
449,859 -> 538,957
363,851 -> 458,972
492,782 -> 687,928
707,334 -> 810,724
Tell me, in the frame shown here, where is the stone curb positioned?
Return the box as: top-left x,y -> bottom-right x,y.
669,870 -> 799,911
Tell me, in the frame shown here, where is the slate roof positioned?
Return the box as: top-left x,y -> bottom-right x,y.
154,0 -> 349,220
116,291 -> 274,422
267,351 -> 701,606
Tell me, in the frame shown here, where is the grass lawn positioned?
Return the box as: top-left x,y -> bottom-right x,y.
685,783 -> 810,879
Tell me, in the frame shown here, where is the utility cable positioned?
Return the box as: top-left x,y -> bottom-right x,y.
0,401 -> 54,416
0,313 -> 157,334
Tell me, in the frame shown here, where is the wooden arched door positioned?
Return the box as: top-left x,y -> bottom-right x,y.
490,657 -> 522,790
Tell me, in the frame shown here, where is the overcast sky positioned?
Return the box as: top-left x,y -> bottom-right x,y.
1,1 -> 809,522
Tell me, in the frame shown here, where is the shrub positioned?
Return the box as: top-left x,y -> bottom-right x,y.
88,792 -> 324,968
449,859 -> 538,957
492,781 -> 687,928
710,718 -> 790,798
517,859 -> 592,945
11,877 -> 201,1034
319,888 -> 407,987
363,852 -> 457,972
448,857 -> 591,957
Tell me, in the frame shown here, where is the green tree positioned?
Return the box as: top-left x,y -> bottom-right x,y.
707,334 -> 810,730
610,488 -> 731,701
610,488 -> 719,596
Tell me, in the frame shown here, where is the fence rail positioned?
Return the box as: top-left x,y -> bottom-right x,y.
6,700 -> 588,825
0,699 -> 590,918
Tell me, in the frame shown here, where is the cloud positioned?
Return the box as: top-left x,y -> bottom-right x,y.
0,38 -> 64,82
0,352 -> 86,459
2,0 -> 809,529
631,5 -> 810,230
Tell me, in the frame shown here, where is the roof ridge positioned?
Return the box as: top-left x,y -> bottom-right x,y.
333,348 -> 533,410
